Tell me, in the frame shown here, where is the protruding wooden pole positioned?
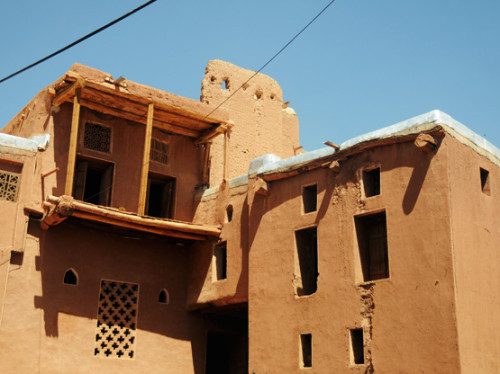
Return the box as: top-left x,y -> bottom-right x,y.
64,89 -> 81,195
138,102 -> 154,215
223,129 -> 229,181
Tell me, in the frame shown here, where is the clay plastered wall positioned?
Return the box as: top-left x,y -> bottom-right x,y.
188,184 -> 249,309
0,220 -> 205,374
445,135 -> 500,373
1,88 -> 59,214
0,152 -> 36,323
247,141 -> 460,373
49,105 -> 203,221
201,60 -> 299,185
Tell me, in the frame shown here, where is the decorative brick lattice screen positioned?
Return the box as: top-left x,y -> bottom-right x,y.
0,171 -> 20,202
94,280 -> 139,359
150,138 -> 169,164
84,123 -> 111,153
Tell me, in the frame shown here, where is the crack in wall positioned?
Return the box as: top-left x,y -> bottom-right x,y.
359,282 -> 375,373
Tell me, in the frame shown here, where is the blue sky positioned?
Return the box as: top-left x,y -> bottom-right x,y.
0,0 -> 499,151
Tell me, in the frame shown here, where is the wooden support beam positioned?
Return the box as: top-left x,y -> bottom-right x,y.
194,122 -> 230,145
223,130 -> 229,181
53,77 -> 85,107
414,133 -> 437,152
64,90 -> 81,195
324,141 -> 340,150
138,102 -> 154,216
43,195 -> 221,239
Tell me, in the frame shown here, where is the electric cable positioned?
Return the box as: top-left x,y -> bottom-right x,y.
200,0 -> 337,121
0,0 -> 157,84
81,0 -> 338,205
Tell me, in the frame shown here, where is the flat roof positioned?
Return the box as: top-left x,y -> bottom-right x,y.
202,109 -> 500,196
52,63 -> 230,142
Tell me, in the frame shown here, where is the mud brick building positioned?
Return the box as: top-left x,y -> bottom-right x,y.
0,60 -> 498,373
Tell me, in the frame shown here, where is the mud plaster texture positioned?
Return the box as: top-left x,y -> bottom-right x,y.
0,60 -> 498,374
201,60 -> 299,185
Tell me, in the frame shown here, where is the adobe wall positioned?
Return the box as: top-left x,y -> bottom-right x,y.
445,135 -> 500,373
246,140 -> 461,373
0,220 -> 206,374
188,182 -> 249,309
201,60 -> 300,185
0,150 -> 37,324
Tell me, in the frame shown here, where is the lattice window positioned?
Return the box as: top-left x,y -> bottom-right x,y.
0,171 -> 20,202
150,138 -> 169,164
84,123 -> 111,153
94,280 -> 139,359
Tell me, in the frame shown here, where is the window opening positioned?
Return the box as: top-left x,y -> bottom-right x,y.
214,242 -> 227,280
300,333 -> 312,368
221,79 -> 229,90
73,158 -> 113,206
350,329 -> 364,365
150,138 -> 169,164
0,171 -> 20,202
63,268 -> 78,285
158,289 -> 169,304
225,205 -> 233,223
363,168 -> 380,197
480,167 -> 491,195
302,184 -> 317,213
94,280 -> 139,359
84,123 -> 111,153
355,211 -> 389,281
10,251 -> 24,266
294,227 -> 318,296
145,174 -> 175,218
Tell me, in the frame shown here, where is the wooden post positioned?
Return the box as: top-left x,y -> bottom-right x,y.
223,129 -> 229,181
64,89 -> 81,195
138,102 -> 154,215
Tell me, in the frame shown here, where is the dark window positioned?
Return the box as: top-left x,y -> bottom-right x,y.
84,123 -> 111,153
295,227 -> 318,296
63,269 -> 78,285
355,212 -> 389,281
214,242 -> 227,280
363,168 -> 380,197
350,329 -> 364,364
145,175 -> 175,218
73,158 -> 113,206
302,184 -> 317,213
226,205 -> 233,223
158,289 -> 169,304
480,168 -> 491,195
300,333 -> 312,368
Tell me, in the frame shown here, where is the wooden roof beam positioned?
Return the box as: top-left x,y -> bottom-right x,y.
53,77 -> 86,107
195,122 -> 233,145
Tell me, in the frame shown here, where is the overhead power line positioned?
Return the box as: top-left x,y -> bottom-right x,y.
201,0 -> 337,121
0,0 -> 157,85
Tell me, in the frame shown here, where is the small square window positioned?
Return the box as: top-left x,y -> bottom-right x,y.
480,168 -> 490,196
150,138 -> 169,164
350,329 -> 364,365
362,168 -> 380,197
84,123 -> 111,153
302,184 -> 317,213
0,171 -> 20,202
